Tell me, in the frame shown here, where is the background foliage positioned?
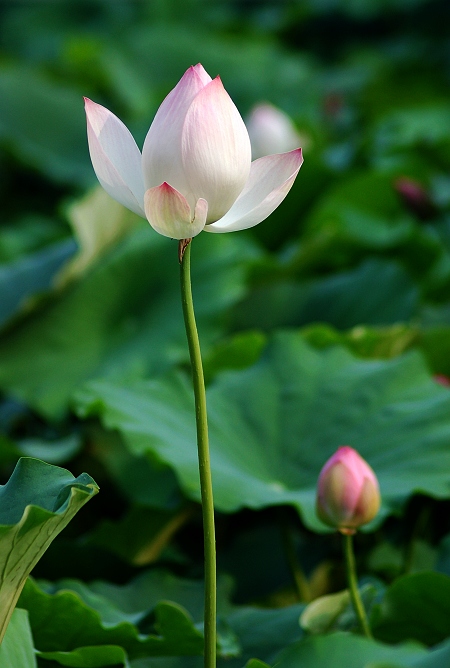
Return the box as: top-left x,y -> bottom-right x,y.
1,0 -> 450,665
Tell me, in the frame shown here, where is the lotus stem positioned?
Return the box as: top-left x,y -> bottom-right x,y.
343,532 -> 372,639
179,239 -> 216,668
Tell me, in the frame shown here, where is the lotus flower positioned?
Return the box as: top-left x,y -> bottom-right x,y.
316,446 -> 380,534
246,102 -> 304,159
85,64 -> 303,240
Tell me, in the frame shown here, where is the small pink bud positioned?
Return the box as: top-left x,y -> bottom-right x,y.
316,446 -> 380,534
394,176 -> 436,221
434,374 -> 450,387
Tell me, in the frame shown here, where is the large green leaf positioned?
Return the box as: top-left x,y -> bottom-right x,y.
289,171 -> 443,281
18,577 -> 203,659
300,322 -> 450,379
233,259 -> 419,332
0,608 -> 36,668
222,604 -> 304,668
371,105 -> 450,159
125,603 -> 304,668
19,571 -> 234,660
271,632 -> 427,668
0,238 -> 76,329
372,572 -> 450,646
0,228 -> 258,417
0,458 -> 98,643
0,64 -> 91,186
292,172 -> 416,272
36,645 -> 129,667
76,332 -> 450,531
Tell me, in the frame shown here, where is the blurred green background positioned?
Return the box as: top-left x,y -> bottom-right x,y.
1,2 -> 450,666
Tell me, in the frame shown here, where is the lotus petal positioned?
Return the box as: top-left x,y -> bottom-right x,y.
205,149 -> 303,233
144,183 -> 207,239
84,98 -> 145,216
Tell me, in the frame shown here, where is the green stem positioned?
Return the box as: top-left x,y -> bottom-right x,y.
179,239 -> 216,668
343,532 -> 372,639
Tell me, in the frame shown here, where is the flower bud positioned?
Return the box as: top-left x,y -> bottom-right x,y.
246,103 -> 303,160
316,446 -> 380,534
394,176 -> 436,221
85,67 -> 303,240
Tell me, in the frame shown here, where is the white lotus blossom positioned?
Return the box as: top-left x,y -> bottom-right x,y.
85,64 -> 303,240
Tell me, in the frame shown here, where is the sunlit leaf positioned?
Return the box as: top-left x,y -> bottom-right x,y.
0,608 -> 36,668
0,458 -> 98,643
56,187 -> 139,287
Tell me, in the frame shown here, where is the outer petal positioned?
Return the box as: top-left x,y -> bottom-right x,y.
181,77 -> 251,222
142,65 -> 212,196
84,98 -> 145,217
144,183 -> 207,239
205,148 -> 303,233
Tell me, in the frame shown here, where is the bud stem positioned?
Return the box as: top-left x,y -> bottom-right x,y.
179,240 -> 216,668
343,532 -> 372,639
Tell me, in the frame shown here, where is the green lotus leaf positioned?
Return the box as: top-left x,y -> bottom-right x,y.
0,458 -> 98,643
0,228 -> 258,418
372,572 -> 450,646
76,332 -> 450,531
36,645 -> 129,668
0,608 -> 36,668
18,572 -> 221,659
271,632 -> 427,668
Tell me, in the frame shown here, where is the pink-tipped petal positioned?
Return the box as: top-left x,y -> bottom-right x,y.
144,183 -> 207,239
84,98 -> 145,216
181,77 -> 251,221
192,63 -> 213,86
205,148 -> 303,233
142,66 -> 212,196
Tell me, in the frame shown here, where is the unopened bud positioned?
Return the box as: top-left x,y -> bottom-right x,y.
316,446 -> 380,534
394,176 -> 436,221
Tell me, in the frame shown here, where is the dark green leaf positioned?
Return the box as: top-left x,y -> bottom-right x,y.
372,572 -> 450,646
37,645 -> 129,668
0,228 -> 258,417
0,239 -> 76,329
19,577 -> 204,659
0,65 -> 92,186
233,259 -> 419,331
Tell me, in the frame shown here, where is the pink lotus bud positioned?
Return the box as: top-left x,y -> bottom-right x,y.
394,176 -> 436,221
316,446 -> 380,534
246,103 -> 304,160
434,374 -> 450,387
84,65 -> 303,240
